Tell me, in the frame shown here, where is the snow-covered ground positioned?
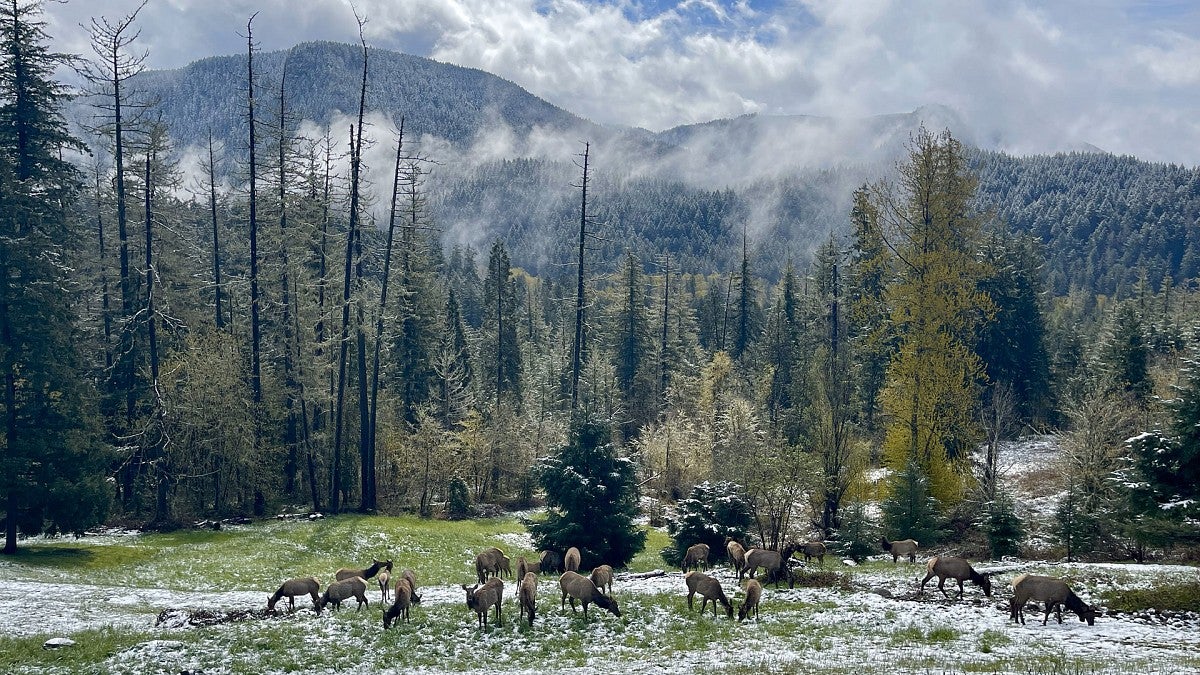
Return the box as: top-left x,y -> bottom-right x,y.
5,557 -> 1199,674
6,436 -> 1199,674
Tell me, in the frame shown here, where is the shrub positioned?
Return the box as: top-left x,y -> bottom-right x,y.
661,481 -> 753,568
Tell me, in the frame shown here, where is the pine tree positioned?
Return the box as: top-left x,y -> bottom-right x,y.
1098,302 -> 1152,405
1,0 -> 109,553
662,481 -> 753,568
481,240 -> 521,409
982,490 -> 1025,559
529,419 -> 646,568
614,251 -> 654,440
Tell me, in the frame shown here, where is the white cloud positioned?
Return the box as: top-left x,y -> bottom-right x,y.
36,0 -> 1200,165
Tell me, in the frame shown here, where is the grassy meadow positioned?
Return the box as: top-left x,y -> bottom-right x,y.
1,515 -> 1198,674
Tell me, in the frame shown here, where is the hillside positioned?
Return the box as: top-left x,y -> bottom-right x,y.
84,41 -> 1200,294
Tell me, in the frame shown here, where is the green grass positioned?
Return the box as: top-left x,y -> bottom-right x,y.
5,515 -> 1199,674
1100,581 -> 1200,613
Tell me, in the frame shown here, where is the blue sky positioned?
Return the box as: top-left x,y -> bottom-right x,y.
41,0 -> 1200,165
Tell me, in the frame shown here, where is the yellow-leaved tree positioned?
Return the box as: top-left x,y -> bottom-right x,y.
871,128 -> 994,507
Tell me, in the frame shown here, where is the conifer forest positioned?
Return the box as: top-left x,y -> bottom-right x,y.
3,0 -> 1199,570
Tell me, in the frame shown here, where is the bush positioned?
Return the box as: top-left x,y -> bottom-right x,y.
661,481 -> 753,569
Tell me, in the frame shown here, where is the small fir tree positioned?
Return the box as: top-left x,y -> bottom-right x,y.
446,477 -> 471,520
881,458 -> 943,546
1054,479 -> 1099,561
831,499 -> 879,562
529,419 -> 646,568
981,491 -> 1025,559
661,481 -> 753,568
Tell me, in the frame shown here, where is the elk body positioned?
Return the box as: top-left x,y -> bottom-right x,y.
682,543 -> 711,572
318,576 -> 369,612
738,579 -> 762,623
564,547 -> 582,573
880,538 -> 919,563
684,571 -> 733,618
462,578 -> 504,629
919,556 -> 993,600
1010,574 -> 1098,626
559,571 -> 620,619
725,537 -> 747,579
267,577 -> 320,612
335,558 -> 392,582
519,572 -> 538,626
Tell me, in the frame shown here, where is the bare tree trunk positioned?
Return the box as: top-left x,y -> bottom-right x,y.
335,20 -> 370,512
95,167 -> 113,370
246,15 -> 262,406
570,142 -> 590,410
277,56 -> 300,497
206,132 -> 224,330
369,121 -> 406,496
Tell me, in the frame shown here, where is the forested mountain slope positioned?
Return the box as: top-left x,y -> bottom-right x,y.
108,41 -> 1200,295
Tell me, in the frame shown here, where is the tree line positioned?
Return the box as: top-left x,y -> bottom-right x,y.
2,1 -> 1196,560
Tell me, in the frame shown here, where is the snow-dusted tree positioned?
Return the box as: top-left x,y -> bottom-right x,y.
662,481 -> 753,568
831,499 -> 879,562
529,419 -> 645,568
881,457 -> 943,546
981,490 -> 1024,559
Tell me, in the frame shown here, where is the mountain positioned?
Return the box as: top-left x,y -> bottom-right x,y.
77,41 -> 1200,295
123,40 -> 610,153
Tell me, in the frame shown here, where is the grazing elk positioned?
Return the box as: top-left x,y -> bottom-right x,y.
267,577 -> 320,613
559,571 -> 620,619
684,571 -> 733,618
919,556 -> 993,600
1010,574 -> 1098,626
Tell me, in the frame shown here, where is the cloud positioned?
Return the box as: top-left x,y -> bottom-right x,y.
36,0 -> 1200,165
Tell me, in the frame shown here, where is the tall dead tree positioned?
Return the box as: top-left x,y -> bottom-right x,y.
245,14 -> 262,408
569,142 -> 591,411
332,15 -> 370,512
80,0 -> 150,508
277,51 -> 301,497
368,120 -> 406,484
205,131 -> 224,330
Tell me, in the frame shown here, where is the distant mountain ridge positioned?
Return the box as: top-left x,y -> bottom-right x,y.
87,40 -> 1199,297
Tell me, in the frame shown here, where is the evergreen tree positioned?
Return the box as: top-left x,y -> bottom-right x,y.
881,458 -> 943,546
981,490 -> 1025,559
975,232 -> 1053,424
661,481 -> 753,568
1118,355 -> 1200,548
1,0 -> 109,553
1098,302 -> 1152,405
832,499 -> 879,562
529,419 -> 646,568
614,251 -> 654,440
845,186 -> 891,435
481,240 -> 521,408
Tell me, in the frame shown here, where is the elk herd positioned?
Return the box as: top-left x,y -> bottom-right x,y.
264,536 -> 1101,633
